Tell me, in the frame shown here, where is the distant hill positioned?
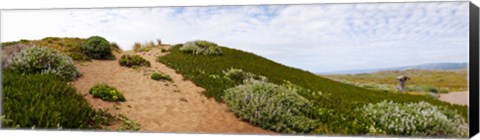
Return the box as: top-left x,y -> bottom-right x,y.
320,62 -> 468,75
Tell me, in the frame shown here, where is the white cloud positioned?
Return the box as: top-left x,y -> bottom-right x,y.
1,2 -> 470,73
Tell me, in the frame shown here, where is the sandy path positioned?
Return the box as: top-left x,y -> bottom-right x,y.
70,47 -> 273,134
439,91 -> 469,106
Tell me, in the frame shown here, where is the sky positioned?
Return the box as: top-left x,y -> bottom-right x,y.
0,2 -> 470,73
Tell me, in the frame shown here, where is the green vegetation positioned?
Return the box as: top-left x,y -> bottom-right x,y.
91,109 -> 141,131
1,41 -> 122,129
1,36 -> 121,61
89,84 -> 126,102
158,43 -> 467,136
6,47 -> 80,81
224,78 -> 320,134
223,68 -> 267,84
2,70 -> 97,128
323,69 -> 467,94
150,72 -> 172,81
2,37 -> 90,61
116,114 -> 141,131
133,40 -> 162,52
82,36 -> 114,59
1,36 -> 141,131
358,100 -> 467,137
119,54 -> 151,68
179,40 -> 223,55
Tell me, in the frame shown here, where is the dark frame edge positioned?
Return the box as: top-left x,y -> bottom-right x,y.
0,10 -> 3,128
469,1 -> 480,138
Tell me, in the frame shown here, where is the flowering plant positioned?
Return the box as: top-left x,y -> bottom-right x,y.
358,100 -> 468,137
7,46 -> 80,81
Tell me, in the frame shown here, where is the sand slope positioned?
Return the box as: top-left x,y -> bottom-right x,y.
439,91 -> 469,106
70,46 -> 273,134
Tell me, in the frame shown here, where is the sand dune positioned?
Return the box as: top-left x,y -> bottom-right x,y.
70,46 -> 274,134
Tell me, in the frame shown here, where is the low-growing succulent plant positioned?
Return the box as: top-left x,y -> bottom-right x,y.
89,84 -> 126,102
119,54 -> 150,68
151,72 -> 172,81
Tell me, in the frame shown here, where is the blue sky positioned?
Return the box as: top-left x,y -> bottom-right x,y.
1,2 -> 469,73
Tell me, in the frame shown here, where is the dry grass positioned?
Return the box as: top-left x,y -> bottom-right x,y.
323,69 -> 468,93
133,40 -> 163,52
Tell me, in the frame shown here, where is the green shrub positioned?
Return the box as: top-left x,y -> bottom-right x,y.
179,40 -> 223,55
223,79 -> 320,134
6,46 -> 80,81
89,84 -> 126,102
82,36 -> 113,59
357,100 -> 467,137
2,70 -> 97,128
223,68 -> 267,84
161,48 -> 167,52
151,72 -> 172,81
119,55 -> 150,68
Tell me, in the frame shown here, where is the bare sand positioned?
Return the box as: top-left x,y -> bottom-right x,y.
439,91 -> 469,106
70,46 -> 274,134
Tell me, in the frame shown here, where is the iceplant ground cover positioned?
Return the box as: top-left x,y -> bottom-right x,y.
159,43 -> 468,137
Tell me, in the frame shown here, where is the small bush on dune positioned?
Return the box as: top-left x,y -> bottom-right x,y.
2,70 -> 97,128
119,55 -> 150,68
179,40 -> 223,55
7,46 -> 80,81
223,79 -> 320,134
357,100 -> 468,137
89,84 -> 125,102
82,36 -> 113,59
151,72 -> 172,81
223,68 -> 267,84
